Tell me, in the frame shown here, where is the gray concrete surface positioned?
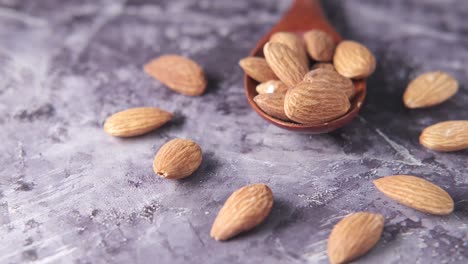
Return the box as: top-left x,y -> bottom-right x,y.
0,0 -> 467,263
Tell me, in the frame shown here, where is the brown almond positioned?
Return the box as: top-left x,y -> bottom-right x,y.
270,32 -> 309,67
254,93 -> 290,121
239,57 -> 278,83
210,184 -> 273,241
373,175 -> 454,215
312,63 -> 335,71
256,80 -> 288,94
328,212 -> 384,264
304,30 -> 335,62
144,55 -> 206,96
333,40 -> 376,79
420,121 -> 468,152
403,71 -> 459,109
303,68 -> 356,99
284,82 -> 350,125
103,107 -> 172,137
264,42 -> 309,87
153,138 -> 202,179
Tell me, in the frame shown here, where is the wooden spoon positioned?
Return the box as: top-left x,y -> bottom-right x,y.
244,0 -> 366,133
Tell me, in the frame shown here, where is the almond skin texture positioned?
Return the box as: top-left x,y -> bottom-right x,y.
153,138 -> 202,180
374,175 -> 454,215
104,107 -> 172,137
403,71 -> 459,109
333,40 -> 376,79
256,80 -> 288,94
420,121 -> 468,152
270,32 -> 309,67
210,184 -> 273,241
303,68 -> 355,99
328,212 -> 384,264
284,82 -> 351,125
144,55 -> 207,96
312,63 -> 335,71
239,57 -> 278,83
264,42 -> 309,87
254,93 -> 290,121
304,30 -> 335,62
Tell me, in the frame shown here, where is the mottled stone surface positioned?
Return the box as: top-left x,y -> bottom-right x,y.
0,0 -> 467,263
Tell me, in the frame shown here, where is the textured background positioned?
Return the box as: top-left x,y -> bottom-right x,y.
0,0 -> 467,263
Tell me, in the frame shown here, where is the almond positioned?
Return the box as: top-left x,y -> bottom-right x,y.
284,82 -> 350,124
403,71 -> 459,109
270,32 -> 309,67
303,68 -> 355,99
373,175 -> 454,215
256,80 -> 288,94
254,93 -> 290,121
103,107 -> 172,137
312,62 -> 335,71
304,30 -> 335,62
210,184 -> 273,241
239,57 -> 278,83
328,212 -> 384,264
333,40 -> 376,79
153,138 -> 202,180
144,55 -> 206,96
264,42 -> 309,87
420,121 -> 468,152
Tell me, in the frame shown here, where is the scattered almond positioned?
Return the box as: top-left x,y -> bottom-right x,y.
303,68 -> 355,99
153,138 -> 202,180
403,71 -> 459,109
144,55 -> 207,96
256,80 -> 288,94
239,57 -> 278,83
270,32 -> 309,67
373,175 -> 454,215
304,30 -> 335,62
264,42 -> 309,87
333,40 -> 376,79
254,93 -> 290,121
103,107 -> 172,137
328,212 -> 384,264
420,120 -> 468,152
210,184 -> 273,241
284,82 -> 350,124
312,62 -> 335,71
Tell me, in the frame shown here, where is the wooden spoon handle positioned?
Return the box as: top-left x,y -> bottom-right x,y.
270,0 -> 341,42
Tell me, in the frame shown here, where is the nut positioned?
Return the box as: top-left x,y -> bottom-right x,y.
303,68 -> 355,99
254,93 -> 290,121
210,184 -> 273,241
420,120 -> 468,152
284,82 -> 351,124
312,62 -> 335,71
103,107 -> 172,137
403,71 -> 459,109
270,32 -> 309,67
144,55 -> 207,96
239,57 -> 278,83
256,80 -> 288,94
304,30 -> 335,62
264,42 -> 309,87
153,138 -> 202,179
328,212 -> 384,264
333,40 -> 376,79
373,175 -> 454,215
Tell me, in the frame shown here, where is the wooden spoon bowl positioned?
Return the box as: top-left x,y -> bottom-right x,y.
245,0 -> 366,133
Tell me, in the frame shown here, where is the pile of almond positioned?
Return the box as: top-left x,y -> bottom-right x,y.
96,28 -> 465,264
240,30 -> 376,125
402,70 -> 467,152
327,174 -> 454,264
